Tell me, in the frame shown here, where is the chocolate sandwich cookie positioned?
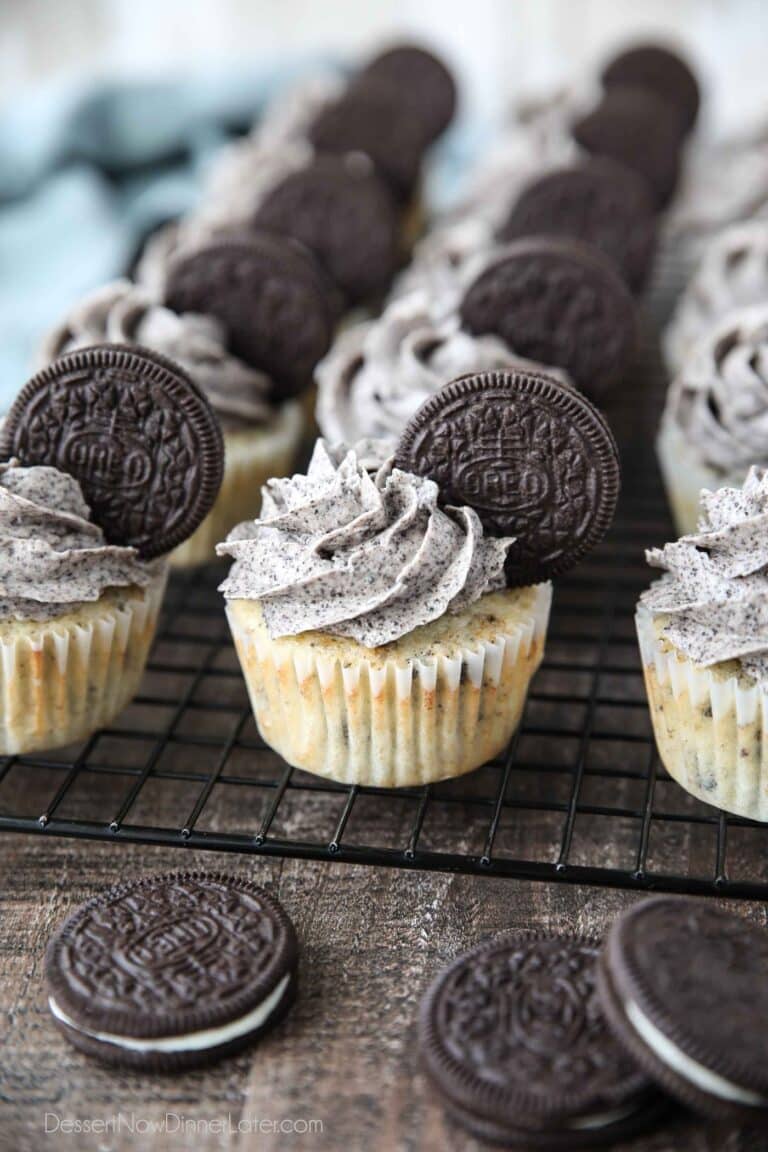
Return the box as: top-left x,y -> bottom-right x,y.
599,897 -> 768,1126
394,368 -> 620,587
419,934 -> 666,1149
459,236 -> 636,400
0,344 -> 223,558
164,232 -> 336,401
308,85 -> 426,201
571,87 -> 682,208
45,871 -> 298,1071
357,42 -> 457,143
602,42 -> 701,135
498,159 -> 657,294
252,154 -> 401,305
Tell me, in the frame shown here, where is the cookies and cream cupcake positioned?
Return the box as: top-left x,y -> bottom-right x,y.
658,304 -> 768,535
663,221 -> 768,375
0,344 -> 223,755
637,468 -> 768,821
218,369 -> 619,787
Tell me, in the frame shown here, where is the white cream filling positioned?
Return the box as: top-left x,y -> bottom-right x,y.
626,998 -> 768,1107
568,1104 -> 640,1131
49,971 -> 290,1054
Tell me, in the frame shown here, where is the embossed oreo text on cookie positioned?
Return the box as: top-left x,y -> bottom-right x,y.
0,344 -> 224,559
395,369 -> 620,586
460,237 -> 637,400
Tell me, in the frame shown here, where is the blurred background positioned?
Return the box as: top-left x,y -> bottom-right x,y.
1,0 -> 767,405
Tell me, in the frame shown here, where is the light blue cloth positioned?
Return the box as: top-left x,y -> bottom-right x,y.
0,62 -> 469,411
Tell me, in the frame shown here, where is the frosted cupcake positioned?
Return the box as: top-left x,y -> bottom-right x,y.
217,440 -> 551,787
658,304 -> 768,535
663,221 -> 768,375
637,469 -> 768,821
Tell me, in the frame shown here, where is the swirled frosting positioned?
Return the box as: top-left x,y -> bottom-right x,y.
217,440 -> 512,647
40,280 -> 272,428
389,217 -> 496,315
664,222 -> 768,374
316,290 -> 568,444
0,461 -> 154,622
662,305 -> 768,475
642,467 -> 768,684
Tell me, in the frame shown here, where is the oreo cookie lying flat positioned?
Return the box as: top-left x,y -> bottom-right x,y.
0,344 -> 223,559
498,159 -> 657,294
308,85 -> 426,201
602,42 -> 700,135
571,87 -> 682,208
45,871 -> 298,1071
164,232 -> 336,400
357,42 -> 457,143
459,236 -> 636,400
253,155 -> 401,304
419,934 -> 666,1149
394,369 -> 620,586
599,897 -> 768,1126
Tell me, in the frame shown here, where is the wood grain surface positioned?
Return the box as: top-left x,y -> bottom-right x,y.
2,830 -> 768,1152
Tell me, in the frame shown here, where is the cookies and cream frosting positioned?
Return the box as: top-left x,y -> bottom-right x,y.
0,461 -> 154,622
641,467 -> 768,684
664,222 -> 768,374
662,305 -> 768,475
40,280 -> 272,428
217,439 -> 513,647
389,217 -> 496,315
316,290 -> 564,444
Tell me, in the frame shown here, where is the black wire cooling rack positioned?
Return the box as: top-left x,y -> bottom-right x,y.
1,249 -> 767,900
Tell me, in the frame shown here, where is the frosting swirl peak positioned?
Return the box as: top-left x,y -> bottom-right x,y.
217,440 -> 513,647
0,461 -> 155,621
641,467 -> 768,685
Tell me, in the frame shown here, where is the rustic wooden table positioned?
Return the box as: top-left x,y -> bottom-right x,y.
2,830 -> 767,1152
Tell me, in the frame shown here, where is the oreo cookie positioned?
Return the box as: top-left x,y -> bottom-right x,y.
394,369 -> 620,587
308,85 -> 426,201
419,934 -> 666,1148
45,871 -> 298,1071
602,42 -> 701,135
0,344 -> 223,559
164,232 -> 336,400
599,897 -> 768,1126
459,236 -> 636,400
357,42 -> 457,143
498,159 -> 657,294
252,154 -> 401,304
571,87 -> 682,208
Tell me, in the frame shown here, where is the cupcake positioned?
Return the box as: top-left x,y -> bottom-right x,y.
46,231 -> 337,566
637,468 -> 768,821
218,368 -> 619,787
0,344 -> 223,754
657,304 -> 768,535
317,236 -> 636,440
217,440 -> 551,787
663,221 -> 768,375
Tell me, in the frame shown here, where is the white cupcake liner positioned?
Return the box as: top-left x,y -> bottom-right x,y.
171,403 -> 304,568
637,606 -> 768,821
0,570 -> 167,756
226,584 -> 551,788
656,415 -> 745,537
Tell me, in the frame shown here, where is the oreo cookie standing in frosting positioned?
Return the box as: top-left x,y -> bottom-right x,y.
164,231 -> 336,401
601,42 -> 701,135
598,897 -> 768,1126
45,871 -> 298,1071
571,87 -> 683,208
0,344 -> 223,559
394,368 -> 620,587
498,159 -> 657,294
252,154 -> 401,305
419,934 -> 665,1148
356,42 -> 457,144
459,236 -> 637,401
